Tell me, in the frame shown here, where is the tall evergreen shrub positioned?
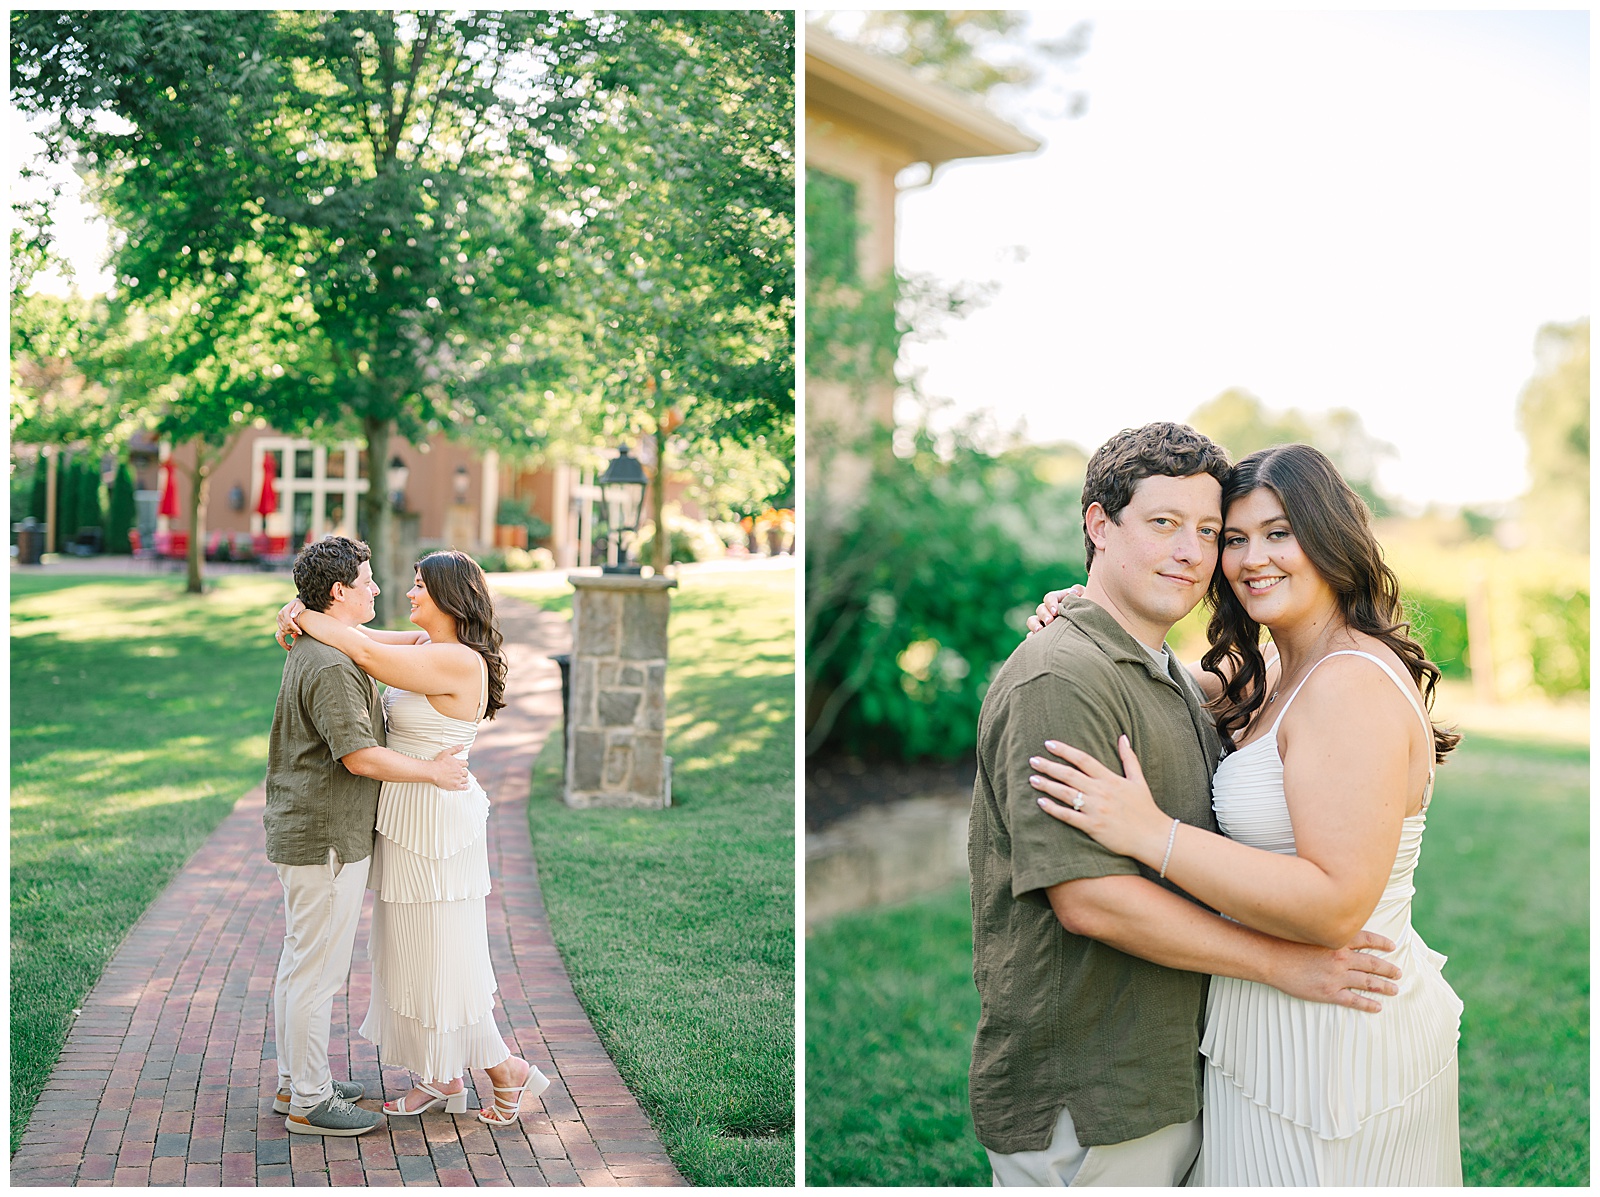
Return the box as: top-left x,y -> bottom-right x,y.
78,460 -> 104,535
29,455 -> 48,521
57,456 -> 80,543
106,460 -> 136,553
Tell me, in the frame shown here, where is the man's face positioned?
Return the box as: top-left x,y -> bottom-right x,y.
1086,472 -> 1222,645
332,560 -> 379,624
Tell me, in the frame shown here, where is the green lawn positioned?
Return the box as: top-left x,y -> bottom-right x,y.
526,570 -> 796,1186
805,732 -> 1589,1187
10,573 -> 294,1151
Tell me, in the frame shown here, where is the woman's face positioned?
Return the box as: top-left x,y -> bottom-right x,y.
406,571 -> 436,625
1220,487 -> 1336,629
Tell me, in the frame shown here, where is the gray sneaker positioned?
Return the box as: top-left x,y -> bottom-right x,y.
285,1093 -> 384,1137
274,1079 -> 364,1115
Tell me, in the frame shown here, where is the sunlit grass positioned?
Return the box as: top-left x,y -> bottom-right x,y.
806,731 -> 1588,1187
10,573 -> 298,1151
527,570 -> 796,1187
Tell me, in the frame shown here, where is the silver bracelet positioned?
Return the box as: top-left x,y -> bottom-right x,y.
1159,817 -> 1180,879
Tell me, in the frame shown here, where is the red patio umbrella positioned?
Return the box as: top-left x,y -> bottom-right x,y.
158,459 -> 180,518
255,452 -> 279,517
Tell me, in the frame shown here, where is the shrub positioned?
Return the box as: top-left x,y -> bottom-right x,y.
471,546 -> 553,573
637,514 -> 725,565
106,461 -> 136,554
807,425 -> 1087,762
57,455 -> 80,544
1527,588 -> 1589,698
29,455 -> 48,523
77,457 -> 104,540
1406,593 -> 1470,680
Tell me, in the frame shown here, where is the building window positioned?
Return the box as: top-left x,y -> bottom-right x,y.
254,437 -> 368,545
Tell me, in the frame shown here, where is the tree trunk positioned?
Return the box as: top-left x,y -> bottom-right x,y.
185,470 -> 208,594
44,447 -> 58,554
361,413 -> 397,625
181,435 -> 238,594
651,420 -> 669,575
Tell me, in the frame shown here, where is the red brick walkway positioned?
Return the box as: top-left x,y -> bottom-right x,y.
11,594 -> 684,1187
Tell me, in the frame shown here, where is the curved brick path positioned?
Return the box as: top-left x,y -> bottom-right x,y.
11,593 -> 684,1187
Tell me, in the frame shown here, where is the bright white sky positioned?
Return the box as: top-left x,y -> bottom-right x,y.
891,10 -> 1589,509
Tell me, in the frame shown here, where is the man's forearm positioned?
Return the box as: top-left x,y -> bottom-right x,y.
1047,873 -> 1299,988
342,746 -> 442,786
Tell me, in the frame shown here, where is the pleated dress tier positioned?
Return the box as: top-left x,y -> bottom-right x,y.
359,660 -> 513,1082
1194,651 -> 1463,1186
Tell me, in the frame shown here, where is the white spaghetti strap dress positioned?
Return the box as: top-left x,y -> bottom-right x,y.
359,653 -> 513,1080
1193,649 -> 1463,1186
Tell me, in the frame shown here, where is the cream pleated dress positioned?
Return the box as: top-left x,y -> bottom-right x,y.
1193,650 -> 1463,1186
359,655 -> 513,1080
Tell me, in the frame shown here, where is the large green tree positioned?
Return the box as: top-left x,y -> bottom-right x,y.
12,10 -> 589,614
14,9 -> 794,594
1188,388 -> 1396,517
1518,317 -> 1589,552
534,11 -> 794,569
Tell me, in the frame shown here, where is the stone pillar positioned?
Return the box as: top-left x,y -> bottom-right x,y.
565,574 -> 677,809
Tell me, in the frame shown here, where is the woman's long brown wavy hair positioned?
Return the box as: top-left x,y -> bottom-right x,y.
1200,444 -> 1460,762
415,550 -> 507,720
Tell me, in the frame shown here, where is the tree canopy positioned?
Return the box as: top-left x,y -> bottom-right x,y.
12,9 -> 794,601
1517,317 -> 1589,552
1187,388 -> 1396,517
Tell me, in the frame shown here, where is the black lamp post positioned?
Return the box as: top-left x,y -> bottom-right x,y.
597,444 -> 648,574
386,456 -> 410,512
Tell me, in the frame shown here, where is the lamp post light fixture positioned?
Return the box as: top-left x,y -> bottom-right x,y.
597,444 -> 648,575
386,456 -> 411,512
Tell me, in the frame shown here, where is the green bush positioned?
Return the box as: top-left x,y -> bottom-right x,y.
11,456 -> 38,545
29,455 -> 48,522
106,461 -> 136,554
1407,593 -> 1470,680
77,458 -> 103,538
1527,588 -> 1589,697
57,456 -> 79,545
636,520 -> 705,565
806,425 -> 1086,762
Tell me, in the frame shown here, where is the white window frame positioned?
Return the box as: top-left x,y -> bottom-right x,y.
254,437 -> 368,544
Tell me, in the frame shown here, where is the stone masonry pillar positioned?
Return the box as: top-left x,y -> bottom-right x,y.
565,574 -> 677,808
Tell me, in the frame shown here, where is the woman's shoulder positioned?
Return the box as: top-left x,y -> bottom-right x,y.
1288,638 -> 1421,722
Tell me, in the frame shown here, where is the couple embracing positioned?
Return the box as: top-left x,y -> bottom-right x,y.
264,537 -> 548,1137
970,422 -> 1463,1186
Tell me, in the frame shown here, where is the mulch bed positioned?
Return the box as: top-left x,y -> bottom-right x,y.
804,752 -> 976,833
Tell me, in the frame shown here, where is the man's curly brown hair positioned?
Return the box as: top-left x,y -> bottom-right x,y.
293,537 -> 371,612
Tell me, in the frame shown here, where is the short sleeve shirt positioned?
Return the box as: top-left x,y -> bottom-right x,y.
264,636 -> 385,866
968,597 -> 1223,1152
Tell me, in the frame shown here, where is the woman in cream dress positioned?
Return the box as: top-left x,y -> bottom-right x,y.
1031,444 -> 1462,1185
280,549 -> 548,1127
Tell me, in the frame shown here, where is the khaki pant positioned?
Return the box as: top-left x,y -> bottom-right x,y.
989,1104 -> 1201,1187
273,848 -> 369,1109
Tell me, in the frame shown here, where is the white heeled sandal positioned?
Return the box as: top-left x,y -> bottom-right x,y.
477,1058 -> 551,1127
383,1080 -> 468,1116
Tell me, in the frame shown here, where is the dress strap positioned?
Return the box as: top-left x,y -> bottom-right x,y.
1271,649 -> 1436,809
474,652 -> 489,722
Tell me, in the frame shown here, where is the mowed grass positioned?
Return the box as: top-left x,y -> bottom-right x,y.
10,573 -> 297,1151
525,569 -> 796,1186
805,733 -> 1588,1187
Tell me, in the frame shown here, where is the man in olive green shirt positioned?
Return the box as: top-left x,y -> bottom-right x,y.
266,537 -> 470,1137
970,424 -> 1402,1185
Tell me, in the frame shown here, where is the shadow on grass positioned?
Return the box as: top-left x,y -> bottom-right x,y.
11,575 -> 292,1150
523,574 -> 796,1185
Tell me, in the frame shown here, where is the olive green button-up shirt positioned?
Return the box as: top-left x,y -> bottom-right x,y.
968,596 -> 1222,1153
264,636 -> 385,867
